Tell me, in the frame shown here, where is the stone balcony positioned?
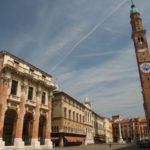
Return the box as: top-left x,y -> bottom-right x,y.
26,100 -> 36,107
40,104 -> 49,111
7,94 -> 20,104
7,94 -> 20,110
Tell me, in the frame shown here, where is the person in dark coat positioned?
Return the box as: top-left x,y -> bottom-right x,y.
109,142 -> 112,148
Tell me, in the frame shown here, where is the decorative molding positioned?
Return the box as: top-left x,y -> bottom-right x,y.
21,79 -> 28,94
40,104 -> 49,111
7,101 -> 19,111
25,100 -> 36,107
138,48 -> 147,52
7,94 -> 20,104
25,106 -> 35,114
36,86 -> 42,97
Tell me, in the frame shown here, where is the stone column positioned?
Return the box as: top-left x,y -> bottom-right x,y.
0,77 -> 10,148
31,86 -> 41,148
127,125 -> 129,141
138,122 -> 141,140
140,124 -> 145,139
132,121 -> 136,141
118,120 -> 124,143
14,82 -> 27,148
59,134 -> 64,147
44,92 -> 53,148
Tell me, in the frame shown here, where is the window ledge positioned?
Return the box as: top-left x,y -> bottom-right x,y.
26,100 -> 36,107
40,104 -> 48,110
8,94 -> 20,103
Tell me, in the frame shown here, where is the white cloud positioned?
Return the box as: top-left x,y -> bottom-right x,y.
54,44 -> 144,117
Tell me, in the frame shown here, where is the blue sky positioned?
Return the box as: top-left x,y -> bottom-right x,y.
0,0 -> 150,118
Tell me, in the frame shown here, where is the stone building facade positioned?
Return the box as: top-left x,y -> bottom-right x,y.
112,115 -> 149,143
83,98 -> 94,145
104,118 -> 113,143
52,91 -> 86,147
0,51 -> 55,149
83,97 -> 105,144
52,91 -> 108,147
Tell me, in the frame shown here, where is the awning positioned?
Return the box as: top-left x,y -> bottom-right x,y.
64,136 -> 85,142
51,137 -> 59,141
77,137 -> 85,142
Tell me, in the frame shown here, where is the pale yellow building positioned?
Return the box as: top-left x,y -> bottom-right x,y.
52,91 -> 86,147
104,118 -> 113,143
93,113 -> 105,143
52,92 -> 107,147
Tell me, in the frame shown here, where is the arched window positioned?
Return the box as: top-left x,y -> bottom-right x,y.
138,36 -> 144,44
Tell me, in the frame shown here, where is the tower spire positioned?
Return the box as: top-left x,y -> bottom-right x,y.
130,0 -> 139,14
131,0 -> 134,5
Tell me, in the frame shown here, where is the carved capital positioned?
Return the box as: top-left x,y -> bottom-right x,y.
21,84 -> 28,94
36,86 -> 42,97
48,92 -> 53,100
21,79 -> 28,94
0,71 -> 11,88
3,71 -> 11,79
3,77 -> 11,88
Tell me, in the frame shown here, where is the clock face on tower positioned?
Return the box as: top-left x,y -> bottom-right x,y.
140,63 -> 150,73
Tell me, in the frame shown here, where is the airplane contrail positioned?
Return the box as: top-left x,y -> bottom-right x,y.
51,0 -> 128,72
75,50 -> 126,58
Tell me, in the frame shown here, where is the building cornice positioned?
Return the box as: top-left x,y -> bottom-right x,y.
0,50 -> 52,78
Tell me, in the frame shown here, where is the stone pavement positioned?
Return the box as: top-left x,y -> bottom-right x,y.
3,144 -> 148,150
52,144 -> 147,150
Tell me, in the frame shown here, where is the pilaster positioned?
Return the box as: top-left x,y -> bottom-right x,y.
59,134 -> 64,147
44,92 -> 53,148
31,86 -> 41,148
0,77 -> 10,147
14,81 -> 28,148
0,138 -> 4,150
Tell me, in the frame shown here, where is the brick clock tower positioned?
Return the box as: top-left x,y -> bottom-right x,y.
130,2 -> 150,133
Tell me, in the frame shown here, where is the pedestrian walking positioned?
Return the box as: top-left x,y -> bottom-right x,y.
109,142 -> 111,148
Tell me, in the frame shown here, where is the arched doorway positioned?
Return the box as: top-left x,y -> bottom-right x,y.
22,112 -> 33,145
38,115 -> 46,145
3,109 -> 17,146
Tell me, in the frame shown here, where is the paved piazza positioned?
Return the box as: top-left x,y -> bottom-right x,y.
52,144 -> 145,150
3,144 -> 148,150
